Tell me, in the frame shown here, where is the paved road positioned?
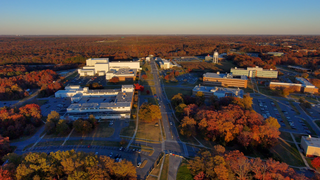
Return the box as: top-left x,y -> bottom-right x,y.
168,155 -> 182,180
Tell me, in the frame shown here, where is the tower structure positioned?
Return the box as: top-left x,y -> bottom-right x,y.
213,50 -> 219,63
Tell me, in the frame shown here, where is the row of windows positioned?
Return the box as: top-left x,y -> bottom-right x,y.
70,106 -> 129,110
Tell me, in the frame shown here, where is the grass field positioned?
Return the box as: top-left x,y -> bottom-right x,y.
141,86 -> 156,96
136,120 -> 162,142
270,138 -> 305,167
164,86 -> 192,100
160,155 -> 170,180
215,60 -> 235,72
120,120 -> 136,137
140,80 -> 155,86
176,160 -> 193,180
70,122 -> 115,138
279,131 -> 294,142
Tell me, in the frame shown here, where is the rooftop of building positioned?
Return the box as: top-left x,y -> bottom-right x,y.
88,58 -> 109,61
296,77 -> 315,87
302,136 -> 320,147
231,66 -> 276,71
203,72 -> 247,80
193,85 -> 244,98
107,68 -> 136,75
288,65 -> 311,71
269,82 -> 302,86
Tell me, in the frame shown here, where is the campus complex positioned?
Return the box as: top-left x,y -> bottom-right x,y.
55,85 -> 134,120
78,58 -> 140,81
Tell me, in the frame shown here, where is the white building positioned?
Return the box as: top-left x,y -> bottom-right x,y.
156,58 -> 181,69
213,51 -> 219,63
56,85 -> 134,120
192,85 -> 244,98
301,135 -> 320,157
78,58 -> 141,80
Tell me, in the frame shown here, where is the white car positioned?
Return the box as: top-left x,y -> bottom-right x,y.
137,162 -> 141,167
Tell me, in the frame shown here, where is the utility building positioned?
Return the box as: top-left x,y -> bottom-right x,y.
203,72 -> 248,88
301,135 -> 320,157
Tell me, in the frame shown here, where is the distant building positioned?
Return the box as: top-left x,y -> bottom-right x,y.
230,66 -> 278,79
269,77 -> 318,94
77,58 -> 140,80
301,135 -> 320,157
192,85 -> 243,98
156,58 -> 181,69
266,52 -> 284,56
202,72 -> 248,88
56,85 -> 134,120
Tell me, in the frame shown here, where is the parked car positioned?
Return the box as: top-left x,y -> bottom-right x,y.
137,162 -> 141,167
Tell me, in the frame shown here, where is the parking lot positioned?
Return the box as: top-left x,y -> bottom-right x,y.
39,97 -> 71,116
0,100 -> 19,108
65,74 -> 109,87
252,96 -> 312,134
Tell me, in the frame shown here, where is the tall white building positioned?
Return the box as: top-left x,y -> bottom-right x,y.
78,58 -> 141,80
213,51 -> 219,63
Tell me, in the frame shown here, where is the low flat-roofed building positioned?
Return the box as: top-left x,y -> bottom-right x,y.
301,135 -> 320,157
192,85 -> 244,98
203,72 -> 248,88
156,58 -> 181,69
267,52 -> 284,56
105,68 -> 137,81
269,77 -> 318,94
231,66 -> 278,78
57,85 -> 135,120
78,58 -> 140,78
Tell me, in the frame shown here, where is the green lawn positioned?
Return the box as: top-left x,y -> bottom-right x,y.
215,60 -> 235,72
176,160 -> 193,180
257,85 -> 279,96
164,86 -> 192,100
270,138 -> 305,167
160,155 -> 170,180
120,120 -> 136,137
279,131 -> 294,142
136,120 -> 162,142
70,122 -> 115,138
140,80 -> 155,86
141,86 -> 156,96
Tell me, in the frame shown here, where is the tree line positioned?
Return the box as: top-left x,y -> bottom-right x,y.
0,69 -> 62,100
0,150 -> 137,180
184,145 -> 309,180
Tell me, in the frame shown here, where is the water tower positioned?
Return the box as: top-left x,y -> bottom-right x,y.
213,50 -> 219,63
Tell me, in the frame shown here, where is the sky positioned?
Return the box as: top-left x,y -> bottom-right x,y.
0,0 -> 320,35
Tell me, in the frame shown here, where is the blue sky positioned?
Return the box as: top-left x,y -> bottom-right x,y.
0,0 -> 319,35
